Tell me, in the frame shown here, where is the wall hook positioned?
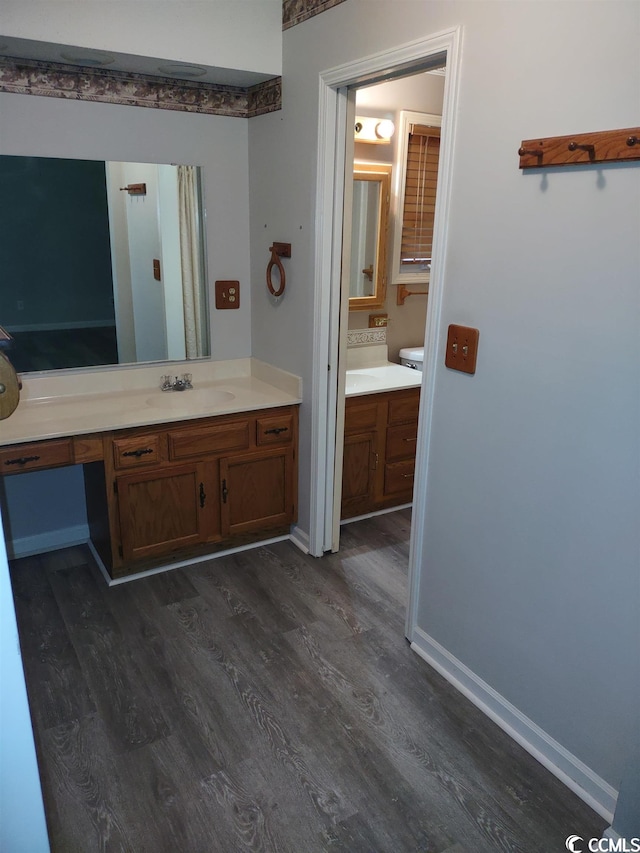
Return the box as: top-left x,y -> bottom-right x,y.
568,141 -> 595,160
266,242 -> 291,297
518,145 -> 543,162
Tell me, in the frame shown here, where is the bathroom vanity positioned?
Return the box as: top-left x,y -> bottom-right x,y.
0,359 -> 301,580
342,387 -> 420,518
342,344 -> 422,519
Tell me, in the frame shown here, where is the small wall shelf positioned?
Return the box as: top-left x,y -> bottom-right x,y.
518,127 -> 640,169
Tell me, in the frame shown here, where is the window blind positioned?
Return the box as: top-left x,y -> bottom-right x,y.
400,124 -> 441,269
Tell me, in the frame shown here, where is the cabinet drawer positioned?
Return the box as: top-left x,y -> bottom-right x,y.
344,399 -> 379,433
388,391 -> 420,425
386,423 -> 418,462
256,412 -> 294,446
168,419 -> 249,461
0,438 -> 73,474
113,434 -> 162,470
384,459 -> 416,496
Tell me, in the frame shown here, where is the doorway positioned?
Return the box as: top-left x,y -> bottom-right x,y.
309,28 -> 462,638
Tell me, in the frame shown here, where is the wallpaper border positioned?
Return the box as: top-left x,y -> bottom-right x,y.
0,57 -> 281,118
283,0 -> 349,30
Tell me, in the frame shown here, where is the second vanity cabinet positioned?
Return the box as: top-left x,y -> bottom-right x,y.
342,388 -> 419,519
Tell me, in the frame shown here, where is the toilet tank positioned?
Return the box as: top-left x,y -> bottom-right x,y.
399,346 -> 424,371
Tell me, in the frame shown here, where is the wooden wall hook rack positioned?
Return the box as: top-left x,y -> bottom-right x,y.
119,183 -> 147,195
518,126 -> 640,169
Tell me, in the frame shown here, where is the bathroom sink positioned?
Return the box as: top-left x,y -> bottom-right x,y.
345,363 -> 422,396
345,373 -> 378,392
146,388 -> 235,409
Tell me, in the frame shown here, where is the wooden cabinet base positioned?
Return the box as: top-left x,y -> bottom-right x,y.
1,404 -> 299,583
342,388 -> 419,519
86,405 -> 298,580
107,523 -> 292,580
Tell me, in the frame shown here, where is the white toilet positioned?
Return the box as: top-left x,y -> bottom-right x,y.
399,346 -> 424,372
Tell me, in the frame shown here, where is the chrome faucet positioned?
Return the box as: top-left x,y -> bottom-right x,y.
160,373 -> 193,391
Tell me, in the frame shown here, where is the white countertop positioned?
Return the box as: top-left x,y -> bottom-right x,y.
0,358 -> 302,446
345,343 -> 422,397
345,363 -> 422,397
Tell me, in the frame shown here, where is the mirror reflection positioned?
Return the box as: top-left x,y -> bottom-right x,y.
348,163 -> 391,311
0,155 -> 209,374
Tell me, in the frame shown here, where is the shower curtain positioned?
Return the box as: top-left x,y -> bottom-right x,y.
178,165 -> 205,358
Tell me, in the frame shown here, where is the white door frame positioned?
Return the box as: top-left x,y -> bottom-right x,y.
308,26 -> 463,637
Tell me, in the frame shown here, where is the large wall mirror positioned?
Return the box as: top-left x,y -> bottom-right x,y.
348,162 -> 391,311
0,155 -> 209,374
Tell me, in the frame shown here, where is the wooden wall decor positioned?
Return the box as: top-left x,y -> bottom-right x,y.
518,127 -> 640,169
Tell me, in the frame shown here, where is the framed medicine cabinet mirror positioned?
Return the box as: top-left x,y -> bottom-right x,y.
0,154 -> 209,374
348,162 -> 391,310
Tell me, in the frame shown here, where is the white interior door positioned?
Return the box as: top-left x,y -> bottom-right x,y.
329,88 -> 357,553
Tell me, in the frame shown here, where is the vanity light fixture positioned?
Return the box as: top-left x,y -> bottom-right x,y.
354,116 -> 395,144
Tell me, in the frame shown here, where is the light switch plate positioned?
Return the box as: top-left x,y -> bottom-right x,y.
215,280 -> 240,310
445,324 -> 479,374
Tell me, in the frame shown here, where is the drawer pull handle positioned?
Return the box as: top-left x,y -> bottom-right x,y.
221,478 -> 228,504
199,482 -> 207,508
403,437 -> 417,443
403,473 -> 414,479
123,448 -> 154,458
4,454 -> 41,467
264,426 -> 289,436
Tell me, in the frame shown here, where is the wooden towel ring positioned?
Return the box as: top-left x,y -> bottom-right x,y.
267,243 -> 291,297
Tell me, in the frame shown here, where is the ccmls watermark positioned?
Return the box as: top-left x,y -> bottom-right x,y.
565,836 -> 640,853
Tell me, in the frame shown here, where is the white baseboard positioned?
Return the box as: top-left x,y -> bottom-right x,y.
410,626 -> 617,823
104,534 -> 291,586
6,525 -> 90,559
289,525 -> 310,554
340,502 -> 412,526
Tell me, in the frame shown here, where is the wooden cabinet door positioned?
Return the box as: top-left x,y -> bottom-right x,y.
220,448 -> 295,537
341,430 -> 379,518
117,461 -> 220,563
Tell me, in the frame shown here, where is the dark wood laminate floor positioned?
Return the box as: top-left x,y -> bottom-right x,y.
10,509 -> 606,852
